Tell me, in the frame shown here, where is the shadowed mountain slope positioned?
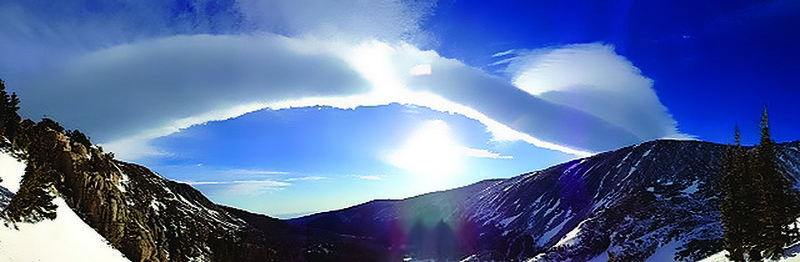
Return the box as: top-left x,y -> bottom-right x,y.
291,140 -> 800,261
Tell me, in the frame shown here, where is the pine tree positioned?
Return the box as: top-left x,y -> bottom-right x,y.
720,107 -> 800,260
721,125 -> 747,261
0,79 -> 8,140
721,125 -> 762,261
5,92 -> 20,139
754,107 -> 800,259
4,162 -> 58,224
0,79 -> 21,145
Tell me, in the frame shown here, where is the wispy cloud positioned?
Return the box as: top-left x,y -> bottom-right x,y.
238,0 -> 437,43
284,176 -> 327,181
183,180 -> 291,195
353,175 -> 383,180
223,169 -> 291,176
461,148 -> 514,160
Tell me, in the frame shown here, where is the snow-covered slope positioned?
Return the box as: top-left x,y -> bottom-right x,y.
699,247 -> 800,262
290,140 -> 800,261
698,216 -> 800,262
0,151 -> 129,262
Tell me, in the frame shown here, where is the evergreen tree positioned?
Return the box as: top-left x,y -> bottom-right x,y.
4,162 -> 58,224
2,112 -> 68,225
720,107 -> 800,260
754,107 -> 800,259
0,79 -> 21,145
66,129 -> 91,148
721,125 -> 758,261
721,126 -> 741,261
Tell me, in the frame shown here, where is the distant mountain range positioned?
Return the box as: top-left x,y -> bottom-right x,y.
3,126 -> 800,261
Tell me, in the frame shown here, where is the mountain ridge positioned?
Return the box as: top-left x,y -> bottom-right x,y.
4,127 -> 800,261
289,139 -> 800,261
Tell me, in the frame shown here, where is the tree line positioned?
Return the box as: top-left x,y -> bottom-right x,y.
720,107 -> 800,261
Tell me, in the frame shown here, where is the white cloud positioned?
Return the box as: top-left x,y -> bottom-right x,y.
184,180 -> 291,195
237,0 -> 437,43
22,36 -> 674,160
11,34 -> 681,161
509,43 -> 685,141
13,34 -> 370,159
182,175 -> 327,195
94,39 -> 600,160
461,148 -> 514,160
284,176 -> 327,181
355,175 -> 383,180
224,169 -> 292,176
398,45 -> 644,153
1,1 -> 684,160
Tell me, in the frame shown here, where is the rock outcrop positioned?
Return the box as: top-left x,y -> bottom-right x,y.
13,128 -> 389,262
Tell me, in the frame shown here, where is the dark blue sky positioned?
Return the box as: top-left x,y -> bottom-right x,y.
1,0 -> 799,217
423,0 -> 800,145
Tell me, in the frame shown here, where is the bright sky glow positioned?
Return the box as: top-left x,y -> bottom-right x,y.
388,120 -> 465,185
388,120 -> 515,189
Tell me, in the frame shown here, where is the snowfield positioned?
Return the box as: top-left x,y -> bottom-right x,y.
699,247 -> 800,262
0,151 -> 23,193
0,152 -> 130,262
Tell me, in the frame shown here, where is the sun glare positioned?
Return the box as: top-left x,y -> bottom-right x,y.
388,120 -> 463,185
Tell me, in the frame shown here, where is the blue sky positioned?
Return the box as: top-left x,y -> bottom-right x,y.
1,0 -> 798,217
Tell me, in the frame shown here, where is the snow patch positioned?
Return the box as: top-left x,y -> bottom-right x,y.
682,181 -> 700,195
700,238 -> 800,262
555,223 -> 581,246
626,166 -> 637,179
616,151 -> 634,169
0,152 -> 25,193
642,148 -> 653,158
116,172 -> 129,193
150,200 -> 165,213
499,213 -> 522,228
0,197 -> 130,262
537,217 -> 569,246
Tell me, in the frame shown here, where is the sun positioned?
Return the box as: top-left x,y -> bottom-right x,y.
387,120 -> 463,184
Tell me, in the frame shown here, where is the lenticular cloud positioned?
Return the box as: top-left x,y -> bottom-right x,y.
510,43 -> 684,141
0,0 -> 686,160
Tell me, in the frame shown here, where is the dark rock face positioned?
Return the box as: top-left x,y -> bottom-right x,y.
290,140 -> 800,262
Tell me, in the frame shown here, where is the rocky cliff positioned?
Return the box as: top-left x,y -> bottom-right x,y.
3,127 -> 391,262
